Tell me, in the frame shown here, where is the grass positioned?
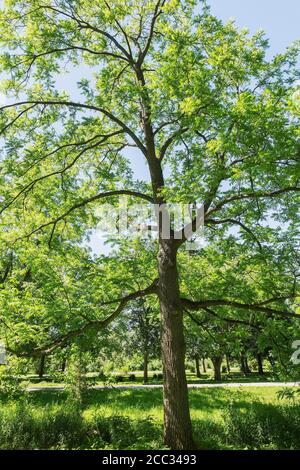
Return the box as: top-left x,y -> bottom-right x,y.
1,386 -> 299,450
24,369 -> 275,388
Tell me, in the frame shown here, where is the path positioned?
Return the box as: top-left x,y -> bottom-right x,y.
27,381 -> 300,392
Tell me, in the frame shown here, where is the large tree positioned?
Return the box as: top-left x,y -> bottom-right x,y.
0,0 -> 299,448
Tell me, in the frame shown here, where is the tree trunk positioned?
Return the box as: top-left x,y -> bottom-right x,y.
61,357 -> 67,372
195,355 -> 201,378
158,239 -> 195,449
38,354 -> 45,379
244,356 -> 251,374
143,350 -> 149,384
226,355 -> 231,373
240,353 -> 250,375
211,356 -> 223,381
202,358 -> 206,373
256,353 -> 264,375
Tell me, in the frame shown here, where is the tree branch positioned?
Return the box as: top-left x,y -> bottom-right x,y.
0,130 -> 124,215
7,279 -> 159,357
206,217 -> 263,251
207,186 -> 300,216
0,100 -> 146,155
15,189 -> 154,242
138,0 -> 166,64
181,297 -> 300,319
159,127 -> 189,161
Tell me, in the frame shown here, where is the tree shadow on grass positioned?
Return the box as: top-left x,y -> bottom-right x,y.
27,387 -> 257,415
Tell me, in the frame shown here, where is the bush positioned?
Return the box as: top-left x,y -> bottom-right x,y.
89,414 -> 161,449
194,419 -> 225,449
128,374 -> 136,382
115,375 -> 124,382
0,404 -> 162,450
222,401 -> 300,449
0,402 -> 86,449
0,370 -> 27,401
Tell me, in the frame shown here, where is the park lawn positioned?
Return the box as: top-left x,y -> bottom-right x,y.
1,385 -> 297,450
24,369 -> 275,389
81,385 -> 282,422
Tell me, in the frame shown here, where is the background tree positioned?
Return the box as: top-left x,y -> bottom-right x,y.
125,299 -> 160,383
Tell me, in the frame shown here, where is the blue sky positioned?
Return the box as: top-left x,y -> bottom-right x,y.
209,0 -> 300,55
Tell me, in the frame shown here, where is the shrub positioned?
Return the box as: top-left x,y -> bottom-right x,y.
128,374 -> 136,382
0,370 -> 27,401
222,401 -> 300,449
89,414 -> 161,449
0,402 -> 86,450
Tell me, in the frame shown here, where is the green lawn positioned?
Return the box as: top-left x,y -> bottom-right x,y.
24,369 -> 275,388
1,385 -> 299,450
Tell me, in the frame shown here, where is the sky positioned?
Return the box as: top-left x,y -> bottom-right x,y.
209,0 -> 299,55
0,1 -> 299,253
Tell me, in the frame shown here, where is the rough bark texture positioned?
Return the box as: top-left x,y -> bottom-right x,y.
158,239 -> 195,449
202,358 -> 207,373
195,355 -> 201,378
136,62 -> 195,449
211,356 -> 223,381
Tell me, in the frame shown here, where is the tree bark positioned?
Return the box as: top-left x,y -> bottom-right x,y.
143,350 -> 149,384
195,355 -> 201,378
244,355 -> 251,374
61,357 -> 67,372
158,239 -> 195,449
136,63 -> 194,449
240,353 -> 251,375
37,354 -> 45,378
211,356 -> 223,381
202,358 -> 207,373
226,354 -> 231,373
256,353 -> 264,375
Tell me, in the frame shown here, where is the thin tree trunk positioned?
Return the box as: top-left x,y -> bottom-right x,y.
202,358 -> 206,373
226,355 -> 231,373
244,356 -> 251,374
143,350 -> 149,384
158,239 -> 195,449
240,354 -> 248,375
61,357 -> 67,372
211,356 -> 223,381
38,354 -> 45,379
256,353 -> 264,375
195,355 -> 201,378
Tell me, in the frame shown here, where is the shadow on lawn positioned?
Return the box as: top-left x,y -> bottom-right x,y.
28,387 -> 259,415
1,387 -> 300,449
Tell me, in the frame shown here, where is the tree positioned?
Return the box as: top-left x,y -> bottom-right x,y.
125,299 -> 160,383
0,0 -> 299,449
185,330 -> 205,377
